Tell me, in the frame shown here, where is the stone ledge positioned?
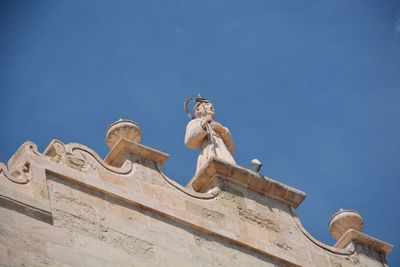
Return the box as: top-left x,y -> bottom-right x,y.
104,138 -> 169,167
0,195 -> 52,224
187,157 -> 306,208
335,229 -> 393,256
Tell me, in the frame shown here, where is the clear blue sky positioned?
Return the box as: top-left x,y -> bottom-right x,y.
1,0 -> 399,264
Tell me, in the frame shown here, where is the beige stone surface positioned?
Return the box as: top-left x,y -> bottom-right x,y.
0,126 -> 393,266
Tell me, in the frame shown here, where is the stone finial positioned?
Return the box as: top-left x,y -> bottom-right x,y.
106,119 -> 141,149
329,209 -> 364,241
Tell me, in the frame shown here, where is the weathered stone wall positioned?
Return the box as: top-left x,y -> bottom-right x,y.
0,139 -> 392,266
0,176 -> 288,266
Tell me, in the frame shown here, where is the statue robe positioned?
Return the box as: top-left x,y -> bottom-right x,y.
184,118 -> 235,173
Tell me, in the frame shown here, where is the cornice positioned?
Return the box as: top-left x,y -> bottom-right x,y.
187,157 -> 306,208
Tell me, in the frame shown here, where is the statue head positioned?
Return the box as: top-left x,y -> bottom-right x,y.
194,100 -> 215,119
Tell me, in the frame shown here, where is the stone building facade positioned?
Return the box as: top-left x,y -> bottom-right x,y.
0,120 -> 393,266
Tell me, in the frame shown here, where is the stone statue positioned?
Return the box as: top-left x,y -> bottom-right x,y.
184,98 -> 235,173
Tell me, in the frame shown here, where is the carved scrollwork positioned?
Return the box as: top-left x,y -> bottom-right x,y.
44,140 -> 133,175
0,161 -> 31,184
50,141 -> 95,172
26,142 -> 41,157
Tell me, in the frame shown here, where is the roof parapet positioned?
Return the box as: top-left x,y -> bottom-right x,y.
187,157 -> 306,208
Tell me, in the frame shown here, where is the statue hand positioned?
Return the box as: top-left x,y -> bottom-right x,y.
210,121 -> 225,134
201,115 -> 214,129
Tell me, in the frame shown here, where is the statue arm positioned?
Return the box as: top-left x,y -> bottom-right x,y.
220,127 -> 234,155
210,121 -> 235,156
184,119 -> 208,149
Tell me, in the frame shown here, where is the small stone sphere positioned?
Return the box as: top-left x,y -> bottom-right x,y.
106,119 -> 141,149
328,209 -> 363,241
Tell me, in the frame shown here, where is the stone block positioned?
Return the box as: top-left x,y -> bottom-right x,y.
48,243 -> 107,267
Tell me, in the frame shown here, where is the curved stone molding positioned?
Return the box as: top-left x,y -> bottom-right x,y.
0,141 -> 40,185
50,140 -> 94,172
0,141 -> 53,223
0,161 -> 31,184
155,162 -> 217,200
44,140 -> 133,175
26,141 -> 42,157
290,207 -> 355,255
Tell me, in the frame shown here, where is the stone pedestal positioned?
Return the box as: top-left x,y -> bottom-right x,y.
187,156 -> 306,208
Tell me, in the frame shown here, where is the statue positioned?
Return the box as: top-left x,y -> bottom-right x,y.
184,97 -> 235,173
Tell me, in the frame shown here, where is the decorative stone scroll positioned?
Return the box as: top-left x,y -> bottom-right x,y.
0,141 -> 40,185
0,161 -> 31,184
44,140 -> 134,175
49,140 -> 95,172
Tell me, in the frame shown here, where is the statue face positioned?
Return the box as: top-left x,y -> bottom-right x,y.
195,102 -> 215,118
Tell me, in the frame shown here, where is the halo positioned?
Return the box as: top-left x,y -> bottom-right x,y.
184,97 -> 210,120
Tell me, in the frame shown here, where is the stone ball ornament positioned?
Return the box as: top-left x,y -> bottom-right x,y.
106,119 -> 142,149
328,209 -> 364,241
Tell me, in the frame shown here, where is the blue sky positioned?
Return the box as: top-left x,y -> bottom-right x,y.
1,0 -> 399,264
